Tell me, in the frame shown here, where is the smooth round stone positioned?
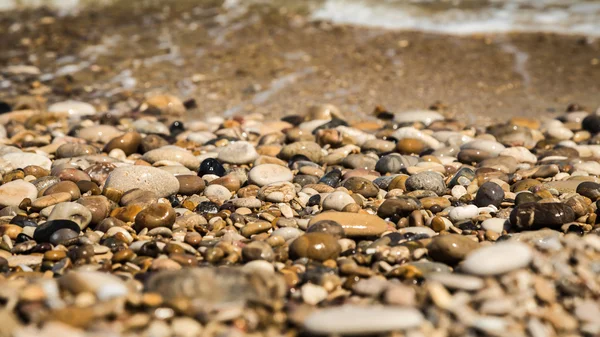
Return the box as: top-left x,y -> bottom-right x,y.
77,125 -> 122,143
461,140 -> 505,156
322,191 -> 356,211
294,174 -> 319,186
343,154 -> 377,170
575,181 -> 600,200
377,197 -> 421,218
58,271 -> 128,301
176,175 -> 205,195
33,219 -> 80,243
405,171 -> 445,195
510,202 -> 575,231
574,161 -> 600,175
55,143 -> 97,158
3,152 -> 51,170
103,132 -> 142,155
309,212 -> 387,237
396,138 -> 427,155
426,272 -> 484,291
77,196 -> 111,226
342,177 -> 379,198
248,164 -> 293,187
242,241 -> 274,262
375,155 -> 412,174
462,242 -> 533,276
198,158 -> 226,177
499,147 -> 537,163
43,181 -> 81,200
134,203 -> 176,230
361,139 -> 395,154
289,233 -> 341,261
47,202 -> 93,230
279,141 -> 323,163
258,182 -> 296,203
144,94 -> 185,115
582,114 -> 600,134
104,166 -> 180,198
303,305 -> 424,335
48,100 -> 96,117
204,184 -> 232,203
0,180 -> 37,207
474,182 -> 505,208
394,110 -> 444,126
217,141 -> 258,164
56,168 -> 91,183
428,234 -> 479,265
421,197 -> 451,210
142,146 -> 200,170
481,218 -> 508,234
449,205 -> 479,222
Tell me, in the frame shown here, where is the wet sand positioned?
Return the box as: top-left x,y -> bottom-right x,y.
0,0 -> 599,123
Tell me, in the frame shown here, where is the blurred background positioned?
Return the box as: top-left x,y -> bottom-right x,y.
1,0 -> 599,123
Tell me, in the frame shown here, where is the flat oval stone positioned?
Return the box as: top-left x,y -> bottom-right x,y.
176,175 -> 205,195
576,181 -> 600,200
405,171 -> 446,195
33,219 -> 80,243
289,232 -> 341,261
3,152 -> 52,170
43,181 -> 80,200
0,180 -> 37,207
142,146 -> 200,170
426,272 -> 484,291
377,197 -> 421,218
279,141 -> 323,163
77,125 -> 122,143
427,234 -> 479,265
217,141 -> 258,164
509,202 -> 575,231
309,212 -> 387,237
462,242 -> 533,276
322,191 -> 356,211
48,100 -> 96,117
56,143 -> 97,158
47,202 -> 93,230
461,140 -> 505,156
394,110 -> 444,125
303,305 -> 424,335
248,164 -> 293,187
104,166 -> 180,198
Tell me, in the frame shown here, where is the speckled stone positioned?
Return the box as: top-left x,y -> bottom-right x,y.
104,166 -> 180,198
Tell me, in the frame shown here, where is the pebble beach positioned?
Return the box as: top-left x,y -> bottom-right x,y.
1,1 -> 600,337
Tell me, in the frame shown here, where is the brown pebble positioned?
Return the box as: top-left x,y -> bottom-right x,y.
176,175 -> 206,195
290,232 -> 341,261
104,132 -> 142,155
111,205 -> 144,223
43,250 -> 66,262
134,203 -> 176,231
43,181 -> 81,200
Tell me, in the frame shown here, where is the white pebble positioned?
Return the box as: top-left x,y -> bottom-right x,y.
462,242 -> 533,276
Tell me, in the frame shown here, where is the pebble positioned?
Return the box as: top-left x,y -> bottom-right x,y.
104,166 -> 180,198
248,164 -> 293,186
0,180 -> 37,207
322,191 -> 356,211
289,233 -> 341,261
481,218 -> 507,234
394,110 -> 444,125
142,146 -> 200,170
309,212 -> 387,237
134,203 -> 176,230
510,202 -> 575,230
47,202 -> 93,230
204,184 -> 232,203
303,306 -> 424,334
48,100 -> 96,117
258,182 -> 296,203
342,177 -> 379,198
279,141 -> 324,163
427,234 -> 479,265
33,219 -> 80,243
405,171 -> 446,195
449,204 -> 479,222
462,242 -> 533,276
426,272 -> 485,291
474,181 -> 505,208
175,175 -> 205,195
58,271 -> 128,301
217,141 -> 258,164
2,152 -> 52,170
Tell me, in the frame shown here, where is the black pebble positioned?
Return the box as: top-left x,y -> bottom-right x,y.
319,169 -> 342,187
198,158 -> 226,177
307,194 -> 321,207
196,201 -> 219,214
33,220 -> 80,243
